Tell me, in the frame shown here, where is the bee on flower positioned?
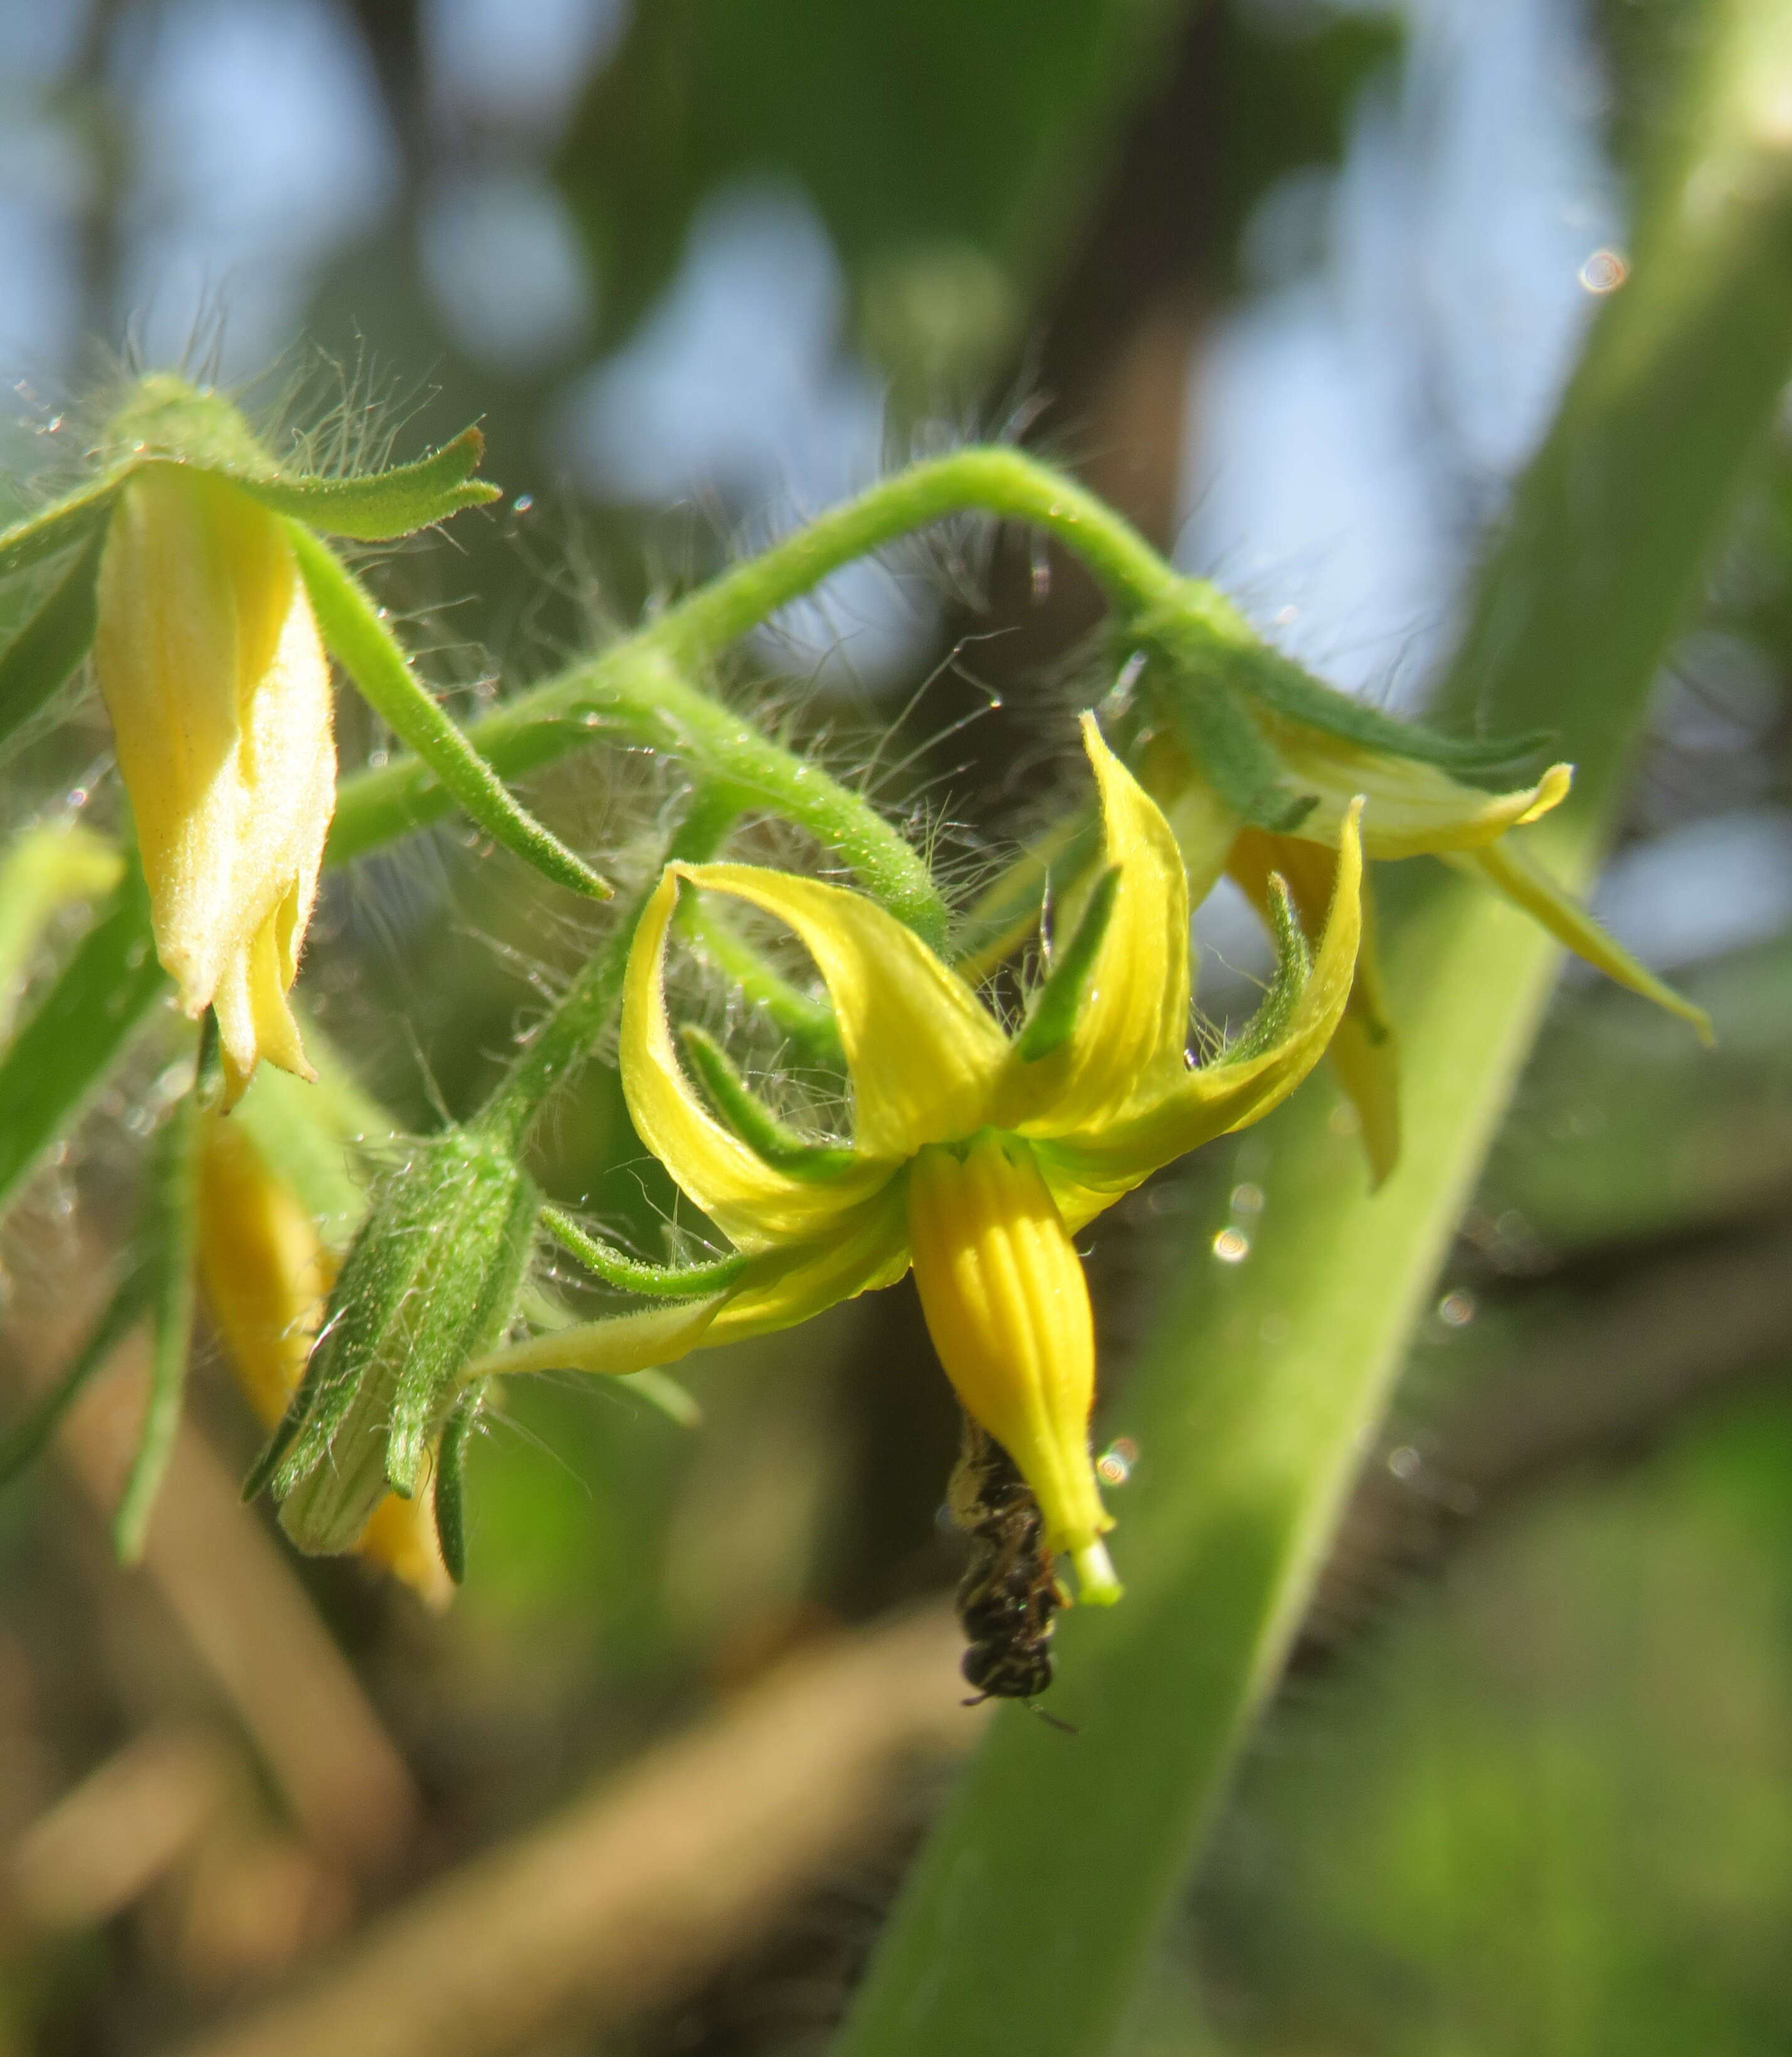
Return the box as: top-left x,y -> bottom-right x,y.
468,718 -> 1364,1604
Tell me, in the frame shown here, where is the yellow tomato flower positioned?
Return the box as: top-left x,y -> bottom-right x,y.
1143,720 -> 1710,1183
95,465 -> 335,1102
472,718 -> 1364,1603
195,1111 -> 452,1608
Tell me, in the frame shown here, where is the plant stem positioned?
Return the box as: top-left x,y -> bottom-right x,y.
833,9 -> 1792,2054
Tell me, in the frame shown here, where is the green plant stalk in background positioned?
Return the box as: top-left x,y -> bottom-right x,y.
833,8 -> 1792,2054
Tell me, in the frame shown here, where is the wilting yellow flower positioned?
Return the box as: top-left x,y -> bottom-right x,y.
95,466 -> 335,1101
195,1111 -> 451,1607
472,718 -> 1363,1602
1144,718 -> 1710,1182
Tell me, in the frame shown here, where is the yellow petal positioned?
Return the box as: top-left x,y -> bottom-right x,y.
905,1133 -> 1117,1600
1453,838 -> 1714,1042
196,1110 -> 334,1428
1137,731 -> 1241,907
1040,800 -> 1365,1220
357,1486 -> 455,1612
1250,705 -> 1571,860
620,867 -> 891,1253
95,465 -> 334,1091
996,716 -> 1191,1138
197,1111 -> 446,1603
1228,832 -> 1401,1185
670,862 -> 1011,1162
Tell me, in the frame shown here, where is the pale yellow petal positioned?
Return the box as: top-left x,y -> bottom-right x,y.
619,867 -> 888,1253
1453,838 -> 1714,1042
95,464 -> 334,1090
996,716 -> 1191,1137
673,862 -> 1011,1161
195,1111 -> 333,1427
1253,705 -> 1571,860
1040,800 -> 1365,1219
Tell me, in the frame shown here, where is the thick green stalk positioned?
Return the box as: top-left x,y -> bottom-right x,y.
835,9 -> 1792,2054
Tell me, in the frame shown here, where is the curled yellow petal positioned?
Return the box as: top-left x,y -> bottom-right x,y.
1041,799 -> 1366,1219
620,867 -> 889,1253
1251,706 -> 1571,860
670,862 -> 1010,1163
95,465 -> 335,1098
905,1133 -> 1117,1600
997,716 -> 1191,1138
1453,838 -> 1714,1043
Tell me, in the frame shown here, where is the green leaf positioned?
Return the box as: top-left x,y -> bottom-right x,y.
0,531 -> 104,755
0,857 -> 168,1220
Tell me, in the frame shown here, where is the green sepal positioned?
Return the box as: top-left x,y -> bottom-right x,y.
540,1201 -> 749,1299
113,1030 -> 208,1562
0,855 -> 169,1222
102,375 -> 500,540
263,1128 -> 537,1552
432,1380 -> 486,1585
1221,876 -> 1312,1066
0,1259 -> 152,1489
229,427 -> 500,538
0,473 -> 125,585
1235,650 -> 1554,781
0,531 -> 103,753
1016,865 -> 1120,1063
292,527 -> 611,901
1148,658 -> 1313,833
678,1025 -> 858,1179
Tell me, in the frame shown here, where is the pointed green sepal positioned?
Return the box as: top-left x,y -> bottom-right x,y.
1222,875 -> 1312,1065
432,1381 -> 485,1585
1237,651 -> 1554,781
1016,865 -> 1121,1063
0,530 -> 105,754
1149,659 -> 1312,832
678,1024 -> 858,1179
0,473 -> 127,585
102,375 -> 500,541
292,528 -> 611,900
540,1202 -> 749,1298
233,426 -> 501,539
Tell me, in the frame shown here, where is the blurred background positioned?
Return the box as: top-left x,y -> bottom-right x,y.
3,0 -> 1791,2051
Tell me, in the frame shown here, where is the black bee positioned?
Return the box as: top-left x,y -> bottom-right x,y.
947,1414 -> 1067,1706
